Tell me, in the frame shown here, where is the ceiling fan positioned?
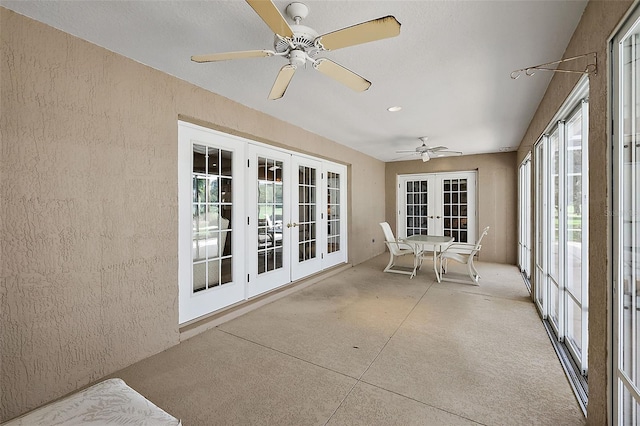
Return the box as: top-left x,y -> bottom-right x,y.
191,0 -> 401,100
396,137 -> 463,162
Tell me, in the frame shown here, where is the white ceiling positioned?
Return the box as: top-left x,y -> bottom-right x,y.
2,0 -> 587,162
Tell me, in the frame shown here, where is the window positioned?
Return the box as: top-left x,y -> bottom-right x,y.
532,77 -> 589,411
612,8 -> 640,424
518,154 -> 532,285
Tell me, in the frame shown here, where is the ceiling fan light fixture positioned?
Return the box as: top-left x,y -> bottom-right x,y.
421,151 -> 430,162
387,106 -> 402,112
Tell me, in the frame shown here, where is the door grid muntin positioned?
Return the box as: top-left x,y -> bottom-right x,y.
298,165 -> 317,262
443,178 -> 469,242
406,180 -> 429,236
192,144 -> 233,292
257,157 -> 284,274
327,171 -> 341,253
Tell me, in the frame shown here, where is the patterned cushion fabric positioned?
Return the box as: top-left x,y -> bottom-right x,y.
2,378 -> 180,425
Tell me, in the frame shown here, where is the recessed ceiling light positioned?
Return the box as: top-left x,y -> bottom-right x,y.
387,106 -> 402,112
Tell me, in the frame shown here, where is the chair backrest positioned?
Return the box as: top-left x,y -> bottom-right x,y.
476,226 -> 490,248
468,226 -> 490,254
379,222 -> 405,255
379,222 -> 395,242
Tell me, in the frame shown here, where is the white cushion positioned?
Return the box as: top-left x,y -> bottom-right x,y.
2,378 -> 180,425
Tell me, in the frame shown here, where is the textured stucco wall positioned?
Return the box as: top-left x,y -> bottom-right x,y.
0,8 -> 385,421
515,1 -> 633,423
385,152 -> 518,265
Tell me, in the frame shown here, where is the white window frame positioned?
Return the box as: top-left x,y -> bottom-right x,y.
519,153 -> 532,281
612,6 -> 640,424
532,76 -> 590,410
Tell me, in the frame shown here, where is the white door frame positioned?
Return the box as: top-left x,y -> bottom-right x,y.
178,122 -> 246,324
246,144 -> 292,298
396,171 -> 477,243
179,123 -> 348,323
291,156 -> 323,281
322,162 -> 348,269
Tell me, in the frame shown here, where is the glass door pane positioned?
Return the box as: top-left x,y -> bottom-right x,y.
327,171 -> 341,254
192,145 -> 233,292
298,165 -> 317,263
323,163 -> 348,269
257,156 -> 284,274
405,179 -> 430,236
615,20 -> 640,424
291,157 -> 322,281
247,146 -> 290,298
565,105 -> 588,365
442,178 -> 469,243
535,140 -> 547,313
621,32 -> 640,386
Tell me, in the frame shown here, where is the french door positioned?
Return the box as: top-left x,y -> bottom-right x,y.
397,172 -> 477,243
247,144 -> 346,297
324,163 -> 348,268
247,145 -> 291,297
178,122 -> 246,324
179,122 -> 347,323
292,156 -> 323,280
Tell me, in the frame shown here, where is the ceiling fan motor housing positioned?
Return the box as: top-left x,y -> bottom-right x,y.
274,24 -> 318,53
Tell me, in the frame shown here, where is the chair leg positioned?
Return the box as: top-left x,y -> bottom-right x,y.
384,253 -> 396,273
470,256 -> 481,279
468,258 -> 480,285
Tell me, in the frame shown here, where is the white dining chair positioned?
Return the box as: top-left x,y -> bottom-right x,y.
379,222 -> 416,276
438,226 -> 490,284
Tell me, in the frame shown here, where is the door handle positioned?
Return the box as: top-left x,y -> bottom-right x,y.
287,223 -> 298,228
436,216 -> 441,219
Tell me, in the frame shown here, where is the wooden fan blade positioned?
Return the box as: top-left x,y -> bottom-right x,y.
391,153 -> 418,161
432,151 -> 463,157
395,150 -> 418,153
427,146 -> 448,151
191,50 -> 272,63
315,16 -> 401,51
314,59 -> 371,92
246,0 -> 294,38
268,64 -> 296,100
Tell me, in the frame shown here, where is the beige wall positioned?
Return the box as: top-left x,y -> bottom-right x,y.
385,152 -> 518,265
0,8 -> 386,421
516,1 -> 633,423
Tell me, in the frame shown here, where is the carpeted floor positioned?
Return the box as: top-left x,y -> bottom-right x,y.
112,254 -> 585,425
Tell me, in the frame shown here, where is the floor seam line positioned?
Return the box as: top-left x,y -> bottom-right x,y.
215,328 -> 359,380
356,379 -> 488,425
322,280 -> 435,425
